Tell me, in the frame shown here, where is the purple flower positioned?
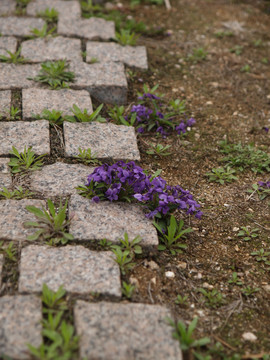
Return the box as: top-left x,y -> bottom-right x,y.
263,126 -> 269,133
187,117 -> 196,127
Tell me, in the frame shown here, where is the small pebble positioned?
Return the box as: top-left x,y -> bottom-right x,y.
233,227 -> 239,232
242,332 -> 257,342
202,282 -> 213,290
165,271 -> 175,279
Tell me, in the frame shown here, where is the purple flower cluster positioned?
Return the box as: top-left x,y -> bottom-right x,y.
84,161 -> 202,219
258,181 -> 270,190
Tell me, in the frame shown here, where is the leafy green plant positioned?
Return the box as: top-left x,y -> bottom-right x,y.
111,247 -> 135,275
121,281 -> 136,299
241,285 -> 260,297
37,7 -> 59,23
261,57 -> 269,65
81,0 -> 102,13
240,64 -> 250,73
154,215 -> 192,255
228,272 -> 242,286
167,317 -> 210,351
247,183 -> 270,200
34,109 -> 64,125
88,57 -> 99,64
229,45 -> 243,55
99,238 -> 113,250
65,104 -> 106,123
115,29 -> 139,46
198,288 -> 224,308
251,248 -> 270,265
30,23 -> 56,38
108,105 -> 137,126
0,241 -> 17,262
175,294 -> 189,305
29,60 -> 75,90
0,47 -> 28,64
9,106 -> 21,120
8,146 -> 45,174
206,166 -> 238,184
24,199 -> 74,245
214,30 -> 233,38
146,143 -> 172,157
74,148 -> 101,166
41,284 -> 67,312
237,226 -> 259,241
0,186 -> 34,200
112,233 -> 142,257
188,48 -> 208,63
168,99 -> 186,114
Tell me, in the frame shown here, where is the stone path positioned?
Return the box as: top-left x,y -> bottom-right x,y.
0,1 -> 182,359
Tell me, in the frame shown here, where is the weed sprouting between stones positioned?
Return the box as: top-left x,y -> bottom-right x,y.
37,7 -> 59,23
0,47 -> 28,64
8,146 -> 45,174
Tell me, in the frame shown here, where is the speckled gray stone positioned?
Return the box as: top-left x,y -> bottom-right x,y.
27,0 -> 81,20
22,88 -> 92,119
0,63 -> 40,89
0,158 -> 12,190
58,17 -> 115,41
64,122 -> 140,160
0,0 -> 16,15
69,194 -> 158,247
0,90 -> 11,118
0,254 -> 3,289
86,42 -> 148,69
0,121 -> 50,155
0,199 -> 46,241
74,301 -> 183,360
0,17 -> 45,37
19,245 -> 121,296
29,162 -> 93,196
21,36 -> 82,63
70,61 -> 127,104
0,36 -> 17,56
0,295 -> 42,360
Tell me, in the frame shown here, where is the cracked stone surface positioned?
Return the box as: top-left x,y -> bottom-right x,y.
0,199 -> 46,241
0,295 -> 42,360
64,122 -> 140,160
0,120 -> 50,155
0,254 -> 3,289
21,36 -> 82,63
58,17 -> 115,41
19,245 -> 121,296
86,42 -> 148,69
0,90 -> 11,118
0,36 -> 17,56
29,162 -> 93,196
27,0 -> 81,20
0,63 -> 40,90
0,0 -> 16,15
0,158 -> 12,190
0,17 -> 45,37
69,194 -> 158,247
74,301 -> 183,360
22,88 -> 93,119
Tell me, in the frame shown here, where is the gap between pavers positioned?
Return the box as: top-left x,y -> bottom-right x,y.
0,90 -> 12,118
64,122 -> 140,161
28,162 -> 93,197
86,42 -> 148,70
0,199 -> 46,242
0,158 -> 12,190
0,254 -> 3,289
22,88 -> 93,120
0,0 -> 16,16
19,245 -> 121,297
0,36 -> 17,56
0,17 -> 45,37
0,295 -> 42,360
0,120 -> 50,155
74,301 -> 183,360
69,194 -> 159,247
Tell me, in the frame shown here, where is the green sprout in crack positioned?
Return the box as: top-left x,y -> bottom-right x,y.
111,233 -> 142,257
65,104 -> 106,123
0,241 -> 17,262
74,148 -> 102,166
8,146 -> 45,174
30,23 -> 56,38
24,199 -> 74,245
111,247 -> 135,275
121,281 -> 136,299
0,186 -> 34,200
88,57 -> 99,64
34,109 -> 64,126
29,60 -> 75,90
9,106 -> 21,120
37,7 -> 59,23
115,29 -> 139,46
0,47 -> 28,64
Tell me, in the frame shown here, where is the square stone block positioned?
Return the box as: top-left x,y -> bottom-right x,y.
27,0 -> 81,20
22,88 -> 92,119
0,295 -> 42,359
0,0 -> 16,15
0,90 -> 11,118
64,122 -> 140,161
0,158 -> 12,190
74,301 -> 183,360
0,199 -> 46,241
0,17 -> 45,37
0,36 -> 17,56
29,162 -> 94,196
0,63 -> 40,90
0,120 -> 50,155
19,245 -> 121,296
69,194 -> 158,247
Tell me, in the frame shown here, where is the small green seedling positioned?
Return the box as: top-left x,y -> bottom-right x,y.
206,166 -> 238,184
115,29 -> 139,46
214,30 -> 233,38
167,317 -> 210,351
88,57 -> 99,64
65,104 -> 106,123
9,106 -> 20,120
121,281 -> 136,299
29,60 -> 75,89
99,238 -> 113,250
188,48 -> 208,63
81,0 -> 102,13
198,288 -> 224,308
251,248 -> 270,265
146,143 -> 172,157
154,215 -> 192,255
261,58 -> 269,65
8,146 -> 45,174
75,148 -> 101,166
229,45 -> 243,55
138,83 -> 163,99
30,23 -> 56,38
111,233 -> 142,256
34,109 -> 64,125
0,47 -> 28,64
240,64 -> 250,73
108,105 -> 137,126
228,272 -> 242,286
37,7 -> 59,23
175,294 -> 189,306
111,247 -> 135,275
24,199 -> 74,245
247,183 -> 270,200
0,186 -> 33,200
41,284 -> 68,312
0,241 -> 17,262
168,99 -> 186,114
241,285 -> 260,297
237,226 -> 259,241
253,39 -> 263,47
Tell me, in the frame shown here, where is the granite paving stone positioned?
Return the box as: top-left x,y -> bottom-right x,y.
19,245 -> 121,296
0,63 -> 41,90
64,122 -> 140,160
22,88 -> 93,119
0,0 -> 16,15
0,90 -> 11,118
74,301 -> 183,360
0,254 -> 3,289
0,295 -> 42,359
0,36 -> 17,56
69,194 -> 159,247
58,17 -> 115,41
0,17 -> 45,37
0,121 -> 50,155
0,199 -> 46,241
0,158 -> 12,190
29,162 -> 94,196
86,42 -> 148,69
21,36 -> 82,63
26,0 -> 81,20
